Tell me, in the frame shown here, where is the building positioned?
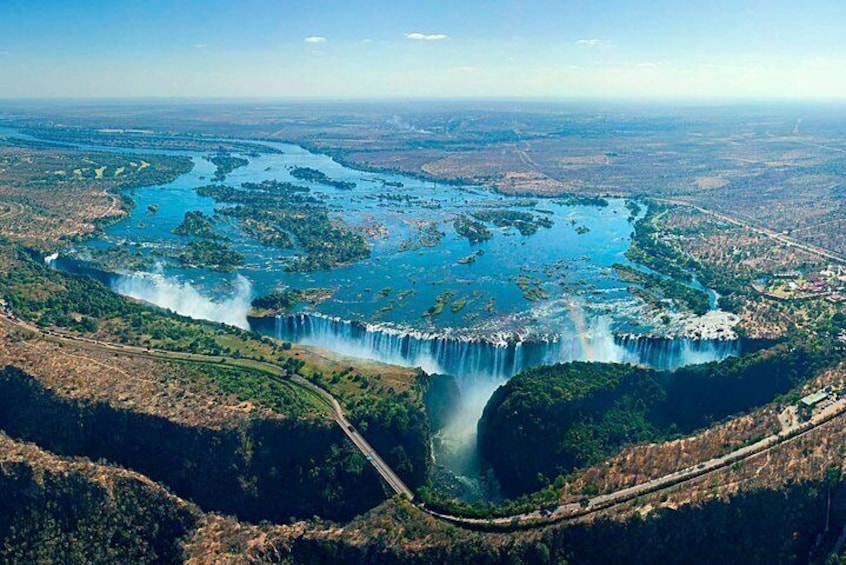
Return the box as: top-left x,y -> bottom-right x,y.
773,271 -> 801,279
799,390 -> 829,418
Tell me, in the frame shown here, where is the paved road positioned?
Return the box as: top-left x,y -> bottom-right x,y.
426,396 -> 846,529
656,198 -> 846,265
0,314 -> 414,501
5,310 -> 845,530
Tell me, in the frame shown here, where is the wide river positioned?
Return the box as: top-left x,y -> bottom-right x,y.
7,129 -> 740,500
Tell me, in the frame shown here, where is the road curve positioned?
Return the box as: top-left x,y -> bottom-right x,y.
0,201 -> 25,220
4,311 -> 844,530
0,314 -> 414,501
424,396 -> 846,530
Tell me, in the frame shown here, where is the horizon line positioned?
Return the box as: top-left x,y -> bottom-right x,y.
2,95 -> 846,107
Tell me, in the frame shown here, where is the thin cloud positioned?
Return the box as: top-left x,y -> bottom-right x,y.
304,36 -> 327,44
576,39 -> 608,47
406,32 -> 448,41
451,66 -> 477,73
194,43 -> 207,49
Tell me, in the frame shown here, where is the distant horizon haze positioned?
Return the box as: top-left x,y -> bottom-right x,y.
1,0 -> 845,100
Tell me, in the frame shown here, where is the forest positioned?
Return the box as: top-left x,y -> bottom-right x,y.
196,181 -> 370,271
289,166 -> 356,190
171,210 -> 219,239
206,151 -> 249,182
479,338 -> 843,496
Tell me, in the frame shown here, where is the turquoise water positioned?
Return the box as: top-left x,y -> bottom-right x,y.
5,127 -> 741,500
45,136 -> 648,339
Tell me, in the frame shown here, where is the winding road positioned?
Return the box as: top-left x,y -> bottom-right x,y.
428,396 -> 846,529
0,200 -> 25,221
2,308 -> 844,530
0,313 -> 414,502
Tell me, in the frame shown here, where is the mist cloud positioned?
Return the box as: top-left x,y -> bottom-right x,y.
113,273 -> 252,329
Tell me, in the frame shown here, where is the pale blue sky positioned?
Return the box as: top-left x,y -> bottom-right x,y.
1,0 -> 845,99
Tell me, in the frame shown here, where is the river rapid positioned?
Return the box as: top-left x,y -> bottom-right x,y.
7,128 -> 741,499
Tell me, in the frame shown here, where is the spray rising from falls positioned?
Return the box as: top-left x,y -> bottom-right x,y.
273,312 -> 740,380
112,272 -> 253,329
272,311 -> 741,499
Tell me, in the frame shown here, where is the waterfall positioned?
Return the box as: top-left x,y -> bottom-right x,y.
612,334 -> 741,369
270,313 -> 739,382
113,272 -> 253,329
268,311 -> 742,499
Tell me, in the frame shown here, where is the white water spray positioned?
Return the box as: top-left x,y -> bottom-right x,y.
113,272 -> 253,329
272,309 -> 741,498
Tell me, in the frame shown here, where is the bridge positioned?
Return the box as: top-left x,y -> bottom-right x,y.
2,310 -> 844,531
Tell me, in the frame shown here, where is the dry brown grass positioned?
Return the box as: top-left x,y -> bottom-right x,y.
0,145 -> 187,250
654,205 -> 835,339
0,323 -> 281,429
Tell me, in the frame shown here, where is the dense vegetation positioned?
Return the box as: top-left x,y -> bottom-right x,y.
453,214 -> 492,244
626,201 -> 760,315
0,445 -> 199,565
479,362 -> 665,495
196,181 -> 370,271
171,210 -> 219,239
2,247 -> 131,332
0,366 -> 386,522
555,194 -> 610,207
219,205 -> 294,249
0,245 -> 279,357
471,209 -> 553,236
279,208 -> 370,271
0,246 -> 435,504
174,239 -> 244,271
615,263 -> 710,315
301,366 -> 433,489
289,165 -> 356,190
206,151 -> 249,182
274,480 -> 837,564
626,202 -> 700,282
349,392 -> 431,488
248,288 -> 330,316
251,290 -> 306,314
479,339 -> 843,495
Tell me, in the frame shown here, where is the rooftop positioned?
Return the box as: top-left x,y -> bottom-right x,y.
800,391 -> 829,407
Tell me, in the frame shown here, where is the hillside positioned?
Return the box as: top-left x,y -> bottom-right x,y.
479,340 -> 843,496
0,432 -> 199,564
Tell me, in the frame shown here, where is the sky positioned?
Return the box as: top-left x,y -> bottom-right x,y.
1,0 -> 845,100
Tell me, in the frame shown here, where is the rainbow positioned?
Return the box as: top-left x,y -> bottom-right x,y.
565,299 -> 594,360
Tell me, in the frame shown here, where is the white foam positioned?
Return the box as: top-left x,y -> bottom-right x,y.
113,271 -> 252,329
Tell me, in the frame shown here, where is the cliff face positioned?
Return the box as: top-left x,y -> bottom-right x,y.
347,373 -> 459,490
351,395 -> 431,488
478,362 -> 666,496
0,433 -> 198,565
183,480 -> 838,565
0,365 -> 386,523
422,373 -> 462,433
479,342 -> 843,496
542,482 -> 833,565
